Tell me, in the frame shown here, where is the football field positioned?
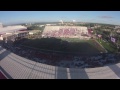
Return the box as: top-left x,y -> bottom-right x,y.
21,38 -> 106,55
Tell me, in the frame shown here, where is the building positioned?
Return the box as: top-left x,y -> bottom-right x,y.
115,25 -> 120,29
29,30 -> 41,35
46,24 -> 51,26
39,25 -> 45,27
0,25 -> 27,40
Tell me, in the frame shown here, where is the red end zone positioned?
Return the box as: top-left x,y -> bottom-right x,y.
0,70 -> 7,79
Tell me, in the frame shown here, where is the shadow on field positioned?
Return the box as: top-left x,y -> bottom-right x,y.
15,37 -> 103,56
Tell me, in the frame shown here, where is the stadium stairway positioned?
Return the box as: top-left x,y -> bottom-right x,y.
0,46 -> 120,79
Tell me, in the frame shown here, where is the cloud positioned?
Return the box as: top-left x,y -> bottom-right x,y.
99,16 -> 114,19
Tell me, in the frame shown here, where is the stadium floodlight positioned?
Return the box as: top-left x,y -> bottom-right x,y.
73,20 -> 76,22
60,20 -> 63,24
72,20 -> 76,26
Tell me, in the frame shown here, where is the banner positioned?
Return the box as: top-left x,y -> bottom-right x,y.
111,37 -> 116,43
98,34 -> 102,38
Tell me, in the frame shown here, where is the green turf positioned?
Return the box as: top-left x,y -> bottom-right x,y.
22,38 -> 106,54
97,39 -> 117,53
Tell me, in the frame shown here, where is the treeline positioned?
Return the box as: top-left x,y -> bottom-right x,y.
77,23 -> 115,27
27,25 -> 45,31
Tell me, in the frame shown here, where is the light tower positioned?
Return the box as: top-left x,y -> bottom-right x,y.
73,20 -> 76,26
59,20 -> 63,26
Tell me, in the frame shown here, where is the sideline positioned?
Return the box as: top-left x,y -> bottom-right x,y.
94,39 -> 108,53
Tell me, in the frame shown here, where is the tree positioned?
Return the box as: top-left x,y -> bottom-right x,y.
27,25 -> 45,31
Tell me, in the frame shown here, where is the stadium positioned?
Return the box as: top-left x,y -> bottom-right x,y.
0,23 -> 120,79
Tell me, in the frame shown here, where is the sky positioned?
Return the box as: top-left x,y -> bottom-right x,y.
0,11 -> 120,25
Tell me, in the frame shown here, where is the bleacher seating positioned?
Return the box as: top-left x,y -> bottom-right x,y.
0,46 -> 120,79
42,26 -> 89,38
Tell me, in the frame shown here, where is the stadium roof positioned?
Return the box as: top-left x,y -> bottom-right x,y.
0,25 -> 27,34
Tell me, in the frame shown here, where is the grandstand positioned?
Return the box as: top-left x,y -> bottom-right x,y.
0,25 -> 28,40
42,26 -> 90,39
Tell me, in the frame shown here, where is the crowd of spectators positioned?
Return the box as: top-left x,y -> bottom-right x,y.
42,28 -> 89,38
